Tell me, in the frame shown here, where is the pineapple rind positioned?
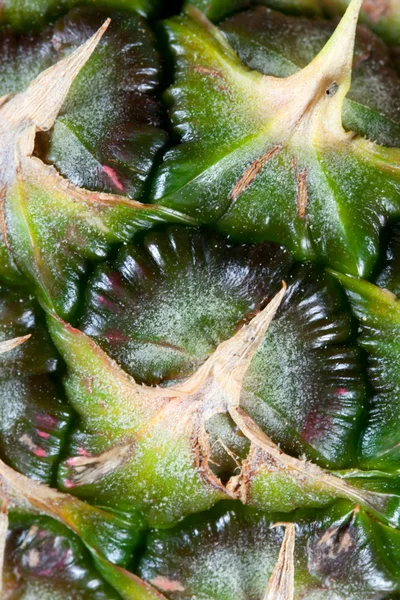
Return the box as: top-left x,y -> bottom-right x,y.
0,287 -> 71,484
0,0 -> 161,29
139,500 -> 400,599
332,271 -> 400,471
4,512 -> 121,599
79,229 -> 365,469
152,6 -> 400,278
0,1 -> 400,597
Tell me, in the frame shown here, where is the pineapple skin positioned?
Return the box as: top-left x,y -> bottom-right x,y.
0,1 -> 400,599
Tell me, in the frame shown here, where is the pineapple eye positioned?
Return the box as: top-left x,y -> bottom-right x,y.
326,82 -> 339,97
80,227 -> 292,385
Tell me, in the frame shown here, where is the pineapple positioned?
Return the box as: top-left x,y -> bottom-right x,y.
0,0 -> 400,598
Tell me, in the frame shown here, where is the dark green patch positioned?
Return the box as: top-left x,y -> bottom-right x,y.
0,287 -> 71,483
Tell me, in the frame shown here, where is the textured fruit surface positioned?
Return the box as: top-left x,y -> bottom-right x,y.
79,229 -> 364,467
188,0 -> 400,47
0,0 -> 161,28
241,263 -> 365,468
139,502 -> 400,599
45,8 -> 167,200
47,227 -> 400,531
79,227 -> 292,383
1,2 -> 169,196
152,4 -> 400,277
1,0 -> 400,598
0,287 -> 71,483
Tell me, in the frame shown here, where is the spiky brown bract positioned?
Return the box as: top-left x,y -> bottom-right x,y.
264,523 -> 295,599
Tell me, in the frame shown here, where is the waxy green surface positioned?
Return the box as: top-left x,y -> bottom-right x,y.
5,167 -> 189,319
0,0 -> 161,29
46,8 -> 167,200
332,243 -> 400,471
188,0 -> 400,48
139,502 -> 400,599
186,0 -> 324,21
50,305 -> 228,527
153,4 -> 400,278
0,287 -> 71,483
80,228 -> 364,468
0,461 -> 145,568
52,229 -> 291,525
79,227 -> 292,384
241,263 -> 365,468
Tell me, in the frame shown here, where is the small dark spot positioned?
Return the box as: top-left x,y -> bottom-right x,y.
326,82 -> 339,98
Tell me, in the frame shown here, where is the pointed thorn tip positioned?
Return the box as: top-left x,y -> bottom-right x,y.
99,18 -> 111,35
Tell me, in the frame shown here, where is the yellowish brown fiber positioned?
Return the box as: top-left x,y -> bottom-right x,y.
264,523 -> 296,600
0,335 -> 31,354
296,169 -> 308,219
230,145 -> 282,201
0,499 -> 8,595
